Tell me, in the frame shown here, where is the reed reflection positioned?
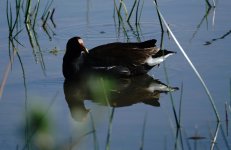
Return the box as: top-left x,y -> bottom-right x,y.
63,73 -> 178,122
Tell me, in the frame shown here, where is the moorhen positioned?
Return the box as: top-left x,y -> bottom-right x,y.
63,37 -> 175,79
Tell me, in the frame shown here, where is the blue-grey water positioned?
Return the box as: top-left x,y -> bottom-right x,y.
0,0 -> 231,149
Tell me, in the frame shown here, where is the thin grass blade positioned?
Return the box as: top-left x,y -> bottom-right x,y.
138,0 -> 144,23
154,0 -> 164,32
127,0 -> 137,22
135,0 -> 141,25
25,0 -> 32,23
229,78 -> 231,112
106,108 -> 115,150
178,82 -> 184,125
139,112 -> 147,150
153,0 -> 220,121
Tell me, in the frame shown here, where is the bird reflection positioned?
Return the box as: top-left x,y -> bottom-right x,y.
63,73 -> 178,121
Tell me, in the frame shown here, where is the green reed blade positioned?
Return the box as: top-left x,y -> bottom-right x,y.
14,28 -> 23,39
229,78 -> 231,110
163,60 -> 180,128
12,0 -> 21,31
190,7 -> 211,41
210,122 -> 220,150
10,3 -> 13,28
205,0 -> 212,7
154,0 -> 164,32
220,124 -> 231,150
135,0 -> 140,25
106,107 -> 115,150
6,0 -> 12,33
118,0 -> 123,14
33,0 -> 40,29
13,38 -> 24,47
127,0 -> 137,22
178,82 -> 183,125
90,113 -> 99,150
113,0 -> 122,23
0,48 -> 17,100
153,0 -> 220,122
41,0 -> 54,20
138,0 -> 144,23
121,1 -> 128,17
42,11 -> 50,27
160,31 -> 180,127
50,8 -> 56,28
25,0 -> 31,23
113,0 -> 129,39
139,112 -> 147,150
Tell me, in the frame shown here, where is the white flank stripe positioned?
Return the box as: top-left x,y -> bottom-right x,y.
145,53 -> 173,66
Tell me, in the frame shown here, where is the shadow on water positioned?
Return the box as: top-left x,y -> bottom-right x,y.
190,7 -> 215,41
63,73 -> 179,122
204,29 -> 231,45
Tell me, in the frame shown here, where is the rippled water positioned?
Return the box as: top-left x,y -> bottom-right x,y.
0,0 -> 231,149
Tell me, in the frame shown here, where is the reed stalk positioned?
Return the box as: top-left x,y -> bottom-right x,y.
153,0 -> 220,122
229,79 -> 231,112
219,124 -> 231,149
205,0 -> 212,8
90,113 -> 99,150
41,0 -> 54,20
42,11 -> 50,27
25,23 -> 46,74
160,32 -> 180,128
105,107 -> 115,150
0,49 -> 17,100
135,0 -> 140,25
24,0 -> 31,23
178,82 -> 184,125
50,8 -> 56,27
113,0 -> 129,39
33,0 -> 40,29
210,122 -> 220,150
118,0 -> 128,18
154,0 -> 164,33
7,0 -> 21,38
138,0 -> 144,23
127,0 -> 137,22
163,62 -> 180,128
139,112 -> 147,150
191,7 -> 211,41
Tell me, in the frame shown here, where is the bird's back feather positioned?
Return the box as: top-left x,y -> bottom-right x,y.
86,39 -> 159,66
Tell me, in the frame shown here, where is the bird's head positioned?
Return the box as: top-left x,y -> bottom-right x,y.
65,37 -> 89,58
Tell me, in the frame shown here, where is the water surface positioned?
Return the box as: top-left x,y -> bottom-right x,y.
0,0 -> 231,149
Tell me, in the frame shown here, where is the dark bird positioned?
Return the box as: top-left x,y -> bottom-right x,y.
63,37 -> 176,79
63,73 -> 179,121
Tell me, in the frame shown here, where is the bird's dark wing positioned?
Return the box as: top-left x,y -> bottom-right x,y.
86,39 -> 159,66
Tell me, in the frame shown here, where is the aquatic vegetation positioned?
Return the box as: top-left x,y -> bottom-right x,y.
1,0 -> 230,149
204,29 -> 231,45
113,0 -> 145,40
153,0 -> 220,122
191,7 -> 214,41
139,112 -> 147,150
